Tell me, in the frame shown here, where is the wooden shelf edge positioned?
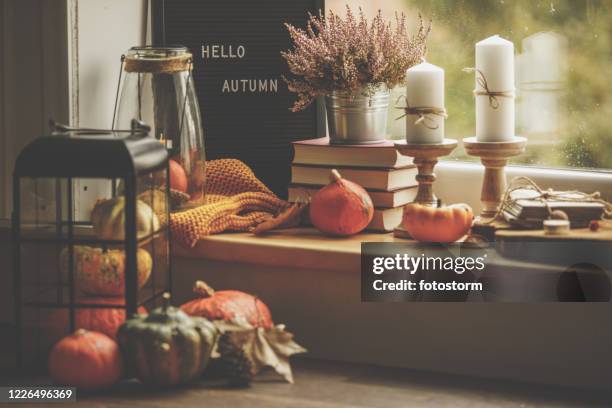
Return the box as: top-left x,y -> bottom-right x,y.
172,227 -> 403,273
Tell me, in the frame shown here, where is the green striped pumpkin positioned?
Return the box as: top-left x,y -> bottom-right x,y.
118,294 -> 217,386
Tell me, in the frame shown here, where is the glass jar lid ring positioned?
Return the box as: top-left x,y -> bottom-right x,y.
124,53 -> 193,74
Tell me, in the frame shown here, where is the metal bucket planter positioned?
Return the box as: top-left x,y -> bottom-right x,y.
325,87 -> 390,144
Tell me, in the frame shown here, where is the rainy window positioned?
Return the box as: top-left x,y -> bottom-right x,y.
329,0 -> 611,170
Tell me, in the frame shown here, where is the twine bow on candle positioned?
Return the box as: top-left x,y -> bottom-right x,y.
462,67 -> 514,110
395,95 -> 448,130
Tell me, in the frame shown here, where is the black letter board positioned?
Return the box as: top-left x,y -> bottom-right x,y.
157,0 -> 324,197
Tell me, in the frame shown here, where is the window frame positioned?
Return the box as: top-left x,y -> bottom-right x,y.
436,160 -> 612,212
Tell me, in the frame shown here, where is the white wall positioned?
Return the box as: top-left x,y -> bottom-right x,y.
74,0 -> 147,128
71,0 -> 147,219
0,0 -> 147,219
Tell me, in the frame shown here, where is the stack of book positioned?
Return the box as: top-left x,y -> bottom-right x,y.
289,138 -> 418,232
502,188 -> 607,228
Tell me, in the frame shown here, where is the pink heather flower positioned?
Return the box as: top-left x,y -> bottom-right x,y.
281,6 -> 431,111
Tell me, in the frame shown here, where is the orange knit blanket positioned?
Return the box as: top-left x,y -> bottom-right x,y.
170,159 -> 289,247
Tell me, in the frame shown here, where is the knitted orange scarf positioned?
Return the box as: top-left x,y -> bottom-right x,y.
170,159 -> 289,248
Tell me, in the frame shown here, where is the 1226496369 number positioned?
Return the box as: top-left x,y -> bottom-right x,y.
1,387 -> 76,402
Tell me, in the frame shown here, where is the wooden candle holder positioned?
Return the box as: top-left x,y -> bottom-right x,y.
395,139 -> 458,207
463,136 -> 527,220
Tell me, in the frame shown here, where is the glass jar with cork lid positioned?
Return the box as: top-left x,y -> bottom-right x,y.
114,46 -> 206,211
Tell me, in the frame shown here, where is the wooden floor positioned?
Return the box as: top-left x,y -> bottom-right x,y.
13,358 -> 612,408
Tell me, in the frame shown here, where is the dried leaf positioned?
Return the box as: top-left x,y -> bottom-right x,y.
256,325 -> 307,384
213,318 -> 252,334
212,320 -> 307,383
251,203 -> 308,235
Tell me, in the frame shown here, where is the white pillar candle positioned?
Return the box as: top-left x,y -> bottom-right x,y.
404,62 -> 445,144
475,35 -> 515,142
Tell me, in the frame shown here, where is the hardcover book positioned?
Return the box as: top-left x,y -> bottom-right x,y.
292,137 -> 413,169
288,184 -> 417,208
502,188 -> 606,228
369,207 -> 404,232
291,165 -> 418,191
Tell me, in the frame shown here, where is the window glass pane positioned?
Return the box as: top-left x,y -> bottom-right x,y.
329,0 -> 611,170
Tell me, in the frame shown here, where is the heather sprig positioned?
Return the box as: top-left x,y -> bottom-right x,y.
281,6 -> 431,111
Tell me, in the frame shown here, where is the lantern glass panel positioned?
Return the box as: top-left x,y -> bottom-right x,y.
18,178 -> 68,238
13,129 -> 171,372
134,169 -> 171,307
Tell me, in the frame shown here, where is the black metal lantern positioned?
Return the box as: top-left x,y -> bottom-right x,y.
12,122 -> 171,371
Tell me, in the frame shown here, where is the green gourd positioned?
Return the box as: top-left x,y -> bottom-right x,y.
118,293 -> 217,386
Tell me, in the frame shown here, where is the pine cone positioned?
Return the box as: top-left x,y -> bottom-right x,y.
218,333 -> 254,387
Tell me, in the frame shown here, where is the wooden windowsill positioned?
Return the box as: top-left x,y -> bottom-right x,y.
172,227 -> 570,275
1,222 -> 396,274
1,220 -> 587,275
172,227 -> 402,273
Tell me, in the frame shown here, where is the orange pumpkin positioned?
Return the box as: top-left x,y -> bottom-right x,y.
181,281 -> 273,329
48,329 -> 122,390
48,297 -> 147,340
61,246 -> 152,296
309,169 -> 374,236
169,159 -> 188,193
402,203 -> 473,243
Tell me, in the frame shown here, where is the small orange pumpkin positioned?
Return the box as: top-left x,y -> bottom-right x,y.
181,281 -> 273,329
61,246 -> 153,296
47,297 -> 147,340
309,169 -> 374,236
402,203 -> 473,243
48,329 -> 122,390
169,159 -> 188,193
